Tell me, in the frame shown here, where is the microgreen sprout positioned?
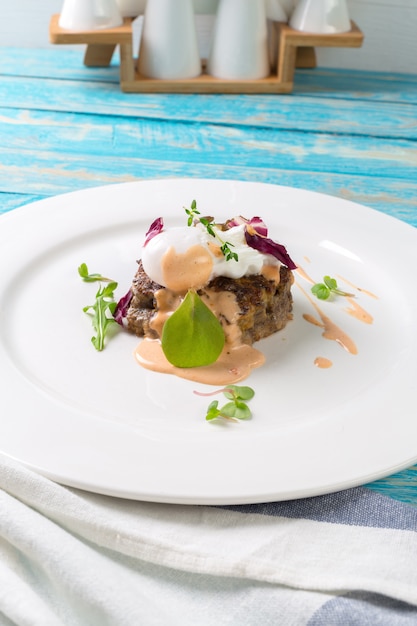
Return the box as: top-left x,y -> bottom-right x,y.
194,385 -> 255,422
184,200 -> 238,262
78,263 -> 112,283
311,275 -> 355,301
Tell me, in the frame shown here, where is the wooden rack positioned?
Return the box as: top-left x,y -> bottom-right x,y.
49,14 -> 363,94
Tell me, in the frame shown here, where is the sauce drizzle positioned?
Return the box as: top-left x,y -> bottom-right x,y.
135,339 -> 265,385
314,357 -> 333,369
337,275 -> 378,299
345,297 -> 373,324
295,266 -> 315,284
298,283 -> 358,355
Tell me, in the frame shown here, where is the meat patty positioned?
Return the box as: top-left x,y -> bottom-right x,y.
124,260 -> 293,345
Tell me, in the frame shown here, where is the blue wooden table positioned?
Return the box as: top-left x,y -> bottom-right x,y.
1,46 -> 416,505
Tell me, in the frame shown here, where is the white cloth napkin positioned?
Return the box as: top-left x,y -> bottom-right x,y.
1,452 -> 417,626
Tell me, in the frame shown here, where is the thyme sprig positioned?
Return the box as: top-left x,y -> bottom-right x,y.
184,200 -> 238,262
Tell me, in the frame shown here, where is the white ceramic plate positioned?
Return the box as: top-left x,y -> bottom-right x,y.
1,179 -> 416,504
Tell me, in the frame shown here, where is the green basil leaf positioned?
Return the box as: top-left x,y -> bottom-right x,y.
161,290 -> 225,368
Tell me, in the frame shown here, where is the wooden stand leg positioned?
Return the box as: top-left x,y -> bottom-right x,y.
276,37 -> 297,91
84,44 -> 116,67
296,46 -> 317,68
119,41 -> 135,83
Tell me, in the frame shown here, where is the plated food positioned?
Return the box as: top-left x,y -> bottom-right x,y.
114,202 -> 297,385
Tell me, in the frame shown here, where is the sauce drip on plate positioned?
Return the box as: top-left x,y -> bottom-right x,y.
297,283 -> 358,355
135,340 -> 265,385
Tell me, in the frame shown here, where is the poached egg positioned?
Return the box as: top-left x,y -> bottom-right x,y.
141,223 -> 280,290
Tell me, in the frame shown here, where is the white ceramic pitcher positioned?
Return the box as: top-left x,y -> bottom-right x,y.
59,0 -> 123,30
289,0 -> 351,33
137,0 -> 201,79
207,0 -> 270,80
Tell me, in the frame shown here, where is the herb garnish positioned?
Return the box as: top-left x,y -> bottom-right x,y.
185,200 -> 238,262
185,198 -> 200,226
311,275 -> 354,300
79,264 -> 119,351
195,385 -> 255,422
78,263 -> 112,283
219,240 -> 238,262
161,290 -> 225,367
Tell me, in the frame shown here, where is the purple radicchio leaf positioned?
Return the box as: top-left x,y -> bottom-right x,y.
227,216 -> 268,237
245,229 -> 297,270
226,216 -> 246,229
247,216 -> 268,237
144,217 -> 164,246
114,289 -> 133,326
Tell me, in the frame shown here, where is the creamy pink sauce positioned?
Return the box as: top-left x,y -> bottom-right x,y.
161,244 -> 213,291
314,356 -> 333,369
344,297 -> 373,324
135,340 -> 265,385
296,267 -> 377,359
135,247 -> 275,385
150,289 -> 182,337
200,290 -> 241,345
295,266 -> 315,284
337,275 -> 379,299
261,264 -> 281,283
297,283 -> 358,355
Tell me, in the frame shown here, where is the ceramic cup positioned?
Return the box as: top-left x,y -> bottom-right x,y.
138,0 -> 201,79
289,0 -> 351,34
208,0 -> 270,80
59,0 -> 123,30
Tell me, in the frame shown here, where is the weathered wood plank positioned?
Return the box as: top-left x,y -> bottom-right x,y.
0,47 -> 120,83
294,67 -> 417,104
1,47 -> 417,100
366,465 -> 417,508
0,192 -> 47,214
1,151 -> 416,227
1,74 -> 416,141
1,115 -> 416,193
